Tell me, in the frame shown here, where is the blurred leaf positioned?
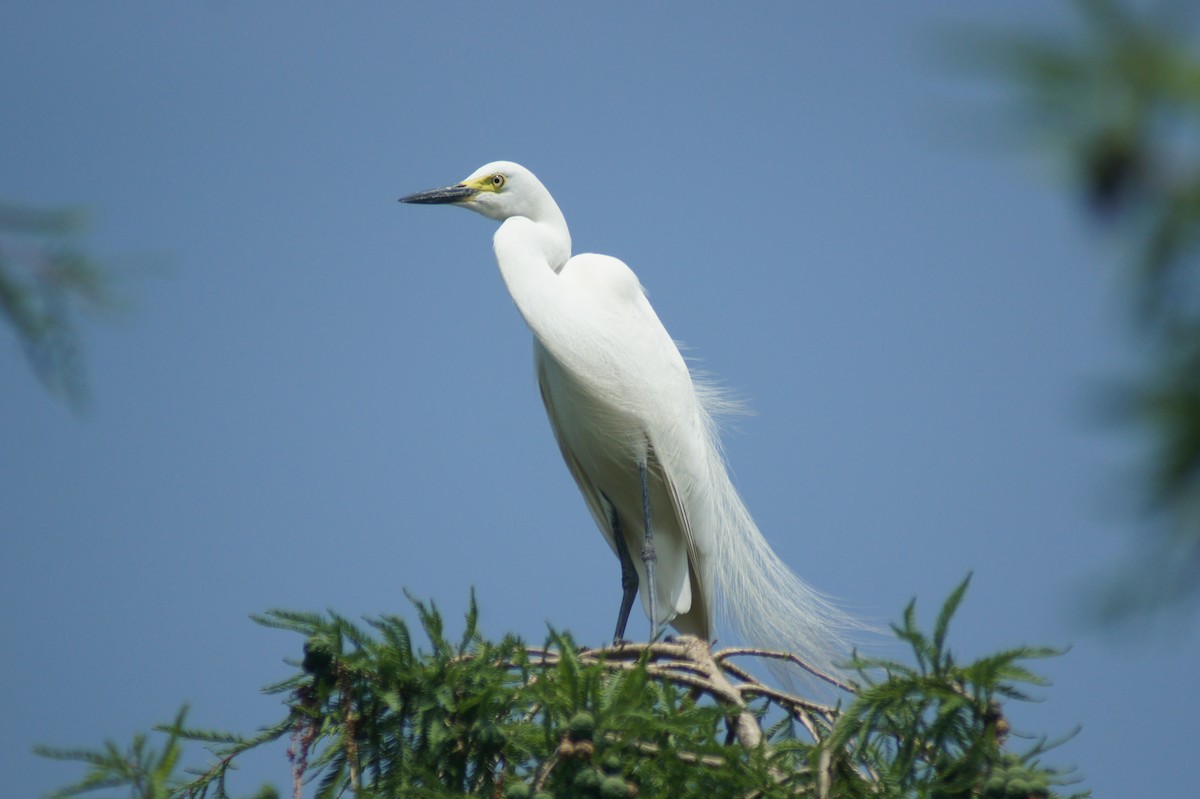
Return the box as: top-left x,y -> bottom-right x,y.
965,0 -> 1200,618
0,201 -> 122,411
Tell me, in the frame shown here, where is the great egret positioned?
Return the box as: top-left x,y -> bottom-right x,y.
400,162 -> 857,679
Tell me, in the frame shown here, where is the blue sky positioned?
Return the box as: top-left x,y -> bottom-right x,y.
3,3 -> 1196,797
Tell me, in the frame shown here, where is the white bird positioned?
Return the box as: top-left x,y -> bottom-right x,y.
400,161 -> 857,680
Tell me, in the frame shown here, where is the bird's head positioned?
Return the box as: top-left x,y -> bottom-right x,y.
399,161 -> 551,222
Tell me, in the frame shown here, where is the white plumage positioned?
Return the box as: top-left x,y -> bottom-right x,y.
401,161 -> 858,680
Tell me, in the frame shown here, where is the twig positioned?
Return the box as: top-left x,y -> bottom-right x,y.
338,665 -> 360,793
736,682 -> 839,718
715,646 -> 857,694
620,737 -> 729,769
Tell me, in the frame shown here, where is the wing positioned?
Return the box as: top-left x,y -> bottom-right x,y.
530,252 -> 714,638
535,344 -> 617,558
646,440 -> 711,639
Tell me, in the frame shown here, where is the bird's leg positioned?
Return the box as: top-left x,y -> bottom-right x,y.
604,493 -> 639,646
638,460 -> 659,641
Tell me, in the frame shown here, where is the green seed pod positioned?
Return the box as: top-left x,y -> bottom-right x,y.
983,776 -> 1007,797
573,767 -> 602,792
1005,778 -> 1030,797
568,712 -> 596,742
504,783 -> 532,799
301,637 -> 334,677
601,753 -> 622,774
599,776 -> 629,799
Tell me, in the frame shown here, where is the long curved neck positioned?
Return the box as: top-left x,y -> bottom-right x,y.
509,191 -> 571,273
492,209 -> 572,349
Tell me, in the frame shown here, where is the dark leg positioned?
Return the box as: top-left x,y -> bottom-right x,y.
604,493 -> 639,646
638,460 -> 659,641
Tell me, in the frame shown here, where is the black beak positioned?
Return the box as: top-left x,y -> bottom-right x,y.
398,185 -> 478,204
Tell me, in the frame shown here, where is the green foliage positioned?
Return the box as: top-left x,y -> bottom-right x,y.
34,706 -> 188,799
33,707 -> 276,799
828,577 -> 1082,799
37,585 -> 1085,799
249,595 -> 769,798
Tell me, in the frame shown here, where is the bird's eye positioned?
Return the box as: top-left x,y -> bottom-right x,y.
491,174 -> 506,189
